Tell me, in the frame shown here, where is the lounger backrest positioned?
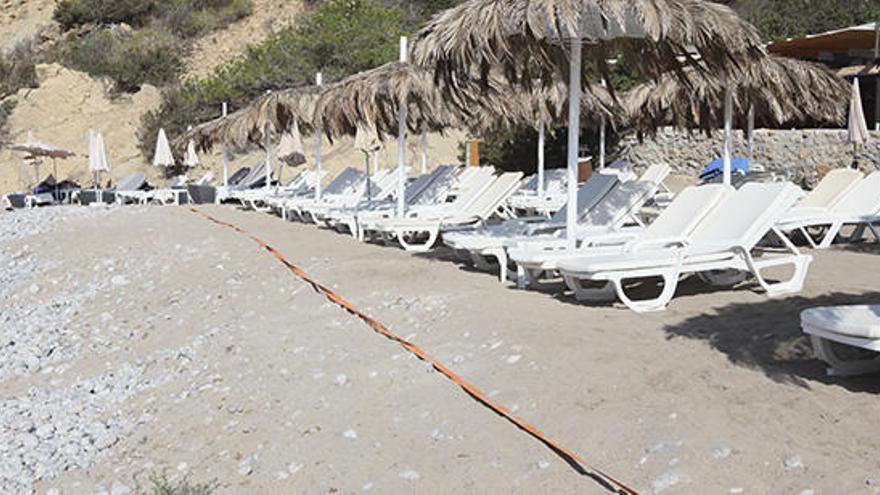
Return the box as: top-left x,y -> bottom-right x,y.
691,181 -> 803,249
323,168 -> 362,195
168,175 -> 187,188
240,161 -> 267,188
448,169 -> 497,209
640,184 -> 732,241
830,171 -> 880,216
412,166 -> 460,205
638,163 -> 671,186
464,172 -> 525,219
581,179 -> 656,228
404,166 -> 447,202
228,167 -> 251,186
799,168 -> 863,209
196,172 -> 214,186
549,173 -> 618,222
116,172 -> 147,191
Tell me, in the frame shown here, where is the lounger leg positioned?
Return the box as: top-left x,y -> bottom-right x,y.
562,274 -> 616,302
810,335 -> 880,377
741,236 -> 812,296
469,252 -> 495,271
817,221 -> 843,249
611,272 -> 679,313
798,227 -> 819,249
397,228 -> 439,252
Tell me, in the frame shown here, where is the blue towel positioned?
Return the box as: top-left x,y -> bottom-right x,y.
700,157 -> 750,180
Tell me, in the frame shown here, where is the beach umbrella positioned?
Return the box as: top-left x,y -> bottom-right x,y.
354,123 -> 383,200
183,126 -> 200,168
88,129 -> 111,192
848,78 -> 870,166
413,0 -> 765,249
8,131 -> 76,186
153,128 -> 175,168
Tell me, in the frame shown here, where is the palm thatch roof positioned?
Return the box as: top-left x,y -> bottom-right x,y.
315,62 -> 620,139
624,56 -> 850,134
182,86 -> 322,152
412,0 -> 766,93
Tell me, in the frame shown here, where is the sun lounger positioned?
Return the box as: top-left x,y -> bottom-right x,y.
503,164 -> 672,285
299,168 -> 404,223
236,169 -> 324,211
442,172 -> 620,281
73,172 -> 147,206
777,171 -> 880,249
280,168 -> 367,221
117,175 -> 190,206
367,172 -> 525,252
557,181 -> 809,312
506,169 -> 568,214
325,166 -> 458,238
802,305 -> 880,376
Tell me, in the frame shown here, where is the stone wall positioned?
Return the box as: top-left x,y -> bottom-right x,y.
618,128 -> 880,187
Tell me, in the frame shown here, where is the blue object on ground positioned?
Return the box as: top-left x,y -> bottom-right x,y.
700,157 -> 750,180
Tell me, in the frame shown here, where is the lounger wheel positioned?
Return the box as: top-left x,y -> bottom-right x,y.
810,336 -> 880,377
396,229 -> 439,252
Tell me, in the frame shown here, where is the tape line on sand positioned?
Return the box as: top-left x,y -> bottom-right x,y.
191,208 -> 638,495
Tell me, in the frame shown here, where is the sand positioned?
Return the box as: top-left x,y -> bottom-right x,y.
0,203 -> 873,494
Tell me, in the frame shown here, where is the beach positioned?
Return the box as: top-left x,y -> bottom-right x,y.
0,204 -> 874,494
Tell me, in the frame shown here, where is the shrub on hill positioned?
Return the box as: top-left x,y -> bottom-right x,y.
60,28 -> 183,92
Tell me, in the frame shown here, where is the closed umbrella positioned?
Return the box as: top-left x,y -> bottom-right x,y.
183,126 -> 200,168
848,78 -> 870,166
277,120 -> 307,167
355,123 -> 383,200
152,128 -> 175,168
89,129 -> 111,188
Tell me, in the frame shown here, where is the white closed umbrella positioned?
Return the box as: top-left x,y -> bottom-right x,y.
152,128 -> 175,168
183,126 -> 200,168
355,123 -> 383,200
848,78 -> 870,166
89,130 -> 111,193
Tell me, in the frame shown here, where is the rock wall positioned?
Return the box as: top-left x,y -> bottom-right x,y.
618,128 -> 880,187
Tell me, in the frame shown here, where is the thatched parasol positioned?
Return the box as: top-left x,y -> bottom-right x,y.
413,0 -> 767,252
624,56 -> 850,135
183,86 -> 322,153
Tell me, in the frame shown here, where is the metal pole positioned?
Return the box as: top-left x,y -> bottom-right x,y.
365,153 -> 372,200
747,105 -> 755,160
222,102 -> 229,187
465,134 -> 471,166
396,36 -> 408,218
315,72 -> 323,201
599,78 -> 607,169
537,116 -> 545,197
565,37 -> 582,250
264,122 -> 272,190
372,150 -> 379,175
420,130 -> 428,174
722,84 -> 733,186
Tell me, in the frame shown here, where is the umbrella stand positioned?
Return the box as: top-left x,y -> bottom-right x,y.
537,117 -> 545,197
420,130 -> 428,174
565,37 -> 583,250
396,37 -> 408,218
747,105 -> 755,160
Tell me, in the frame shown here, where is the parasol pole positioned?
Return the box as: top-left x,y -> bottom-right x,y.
315,72 -> 324,201
747,105 -> 755,161
420,129 -> 428,175
365,152 -> 372,201
537,116 -> 545,197
222,102 -> 229,187
722,83 -> 733,186
598,78 -> 607,169
565,37 -> 582,250
396,36 -> 408,218
264,121 -> 273,191
372,150 -> 379,174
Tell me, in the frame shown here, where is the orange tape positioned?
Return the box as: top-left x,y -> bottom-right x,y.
191,208 -> 638,495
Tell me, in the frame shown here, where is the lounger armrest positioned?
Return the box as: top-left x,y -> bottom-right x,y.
623,236 -> 689,253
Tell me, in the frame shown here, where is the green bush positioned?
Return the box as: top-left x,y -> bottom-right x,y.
0,99 -> 17,142
54,0 -> 253,38
0,41 -> 39,100
61,28 -> 183,92
139,0 -> 409,158
146,472 -> 217,495
54,0 -> 157,30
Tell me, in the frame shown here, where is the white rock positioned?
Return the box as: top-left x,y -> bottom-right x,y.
334,374 -> 348,386
343,429 -> 358,439
505,355 -> 522,364
398,469 -> 420,481
784,454 -> 803,469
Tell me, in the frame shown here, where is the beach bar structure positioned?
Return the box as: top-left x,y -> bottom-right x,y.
768,21 -> 880,129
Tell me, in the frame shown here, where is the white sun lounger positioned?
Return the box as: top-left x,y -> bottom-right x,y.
368,172 -> 524,252
442,173 -> 620,281
802,305 -> 880,376
778,171 -> 880,249
325,165 -> 456,237
269,167 -> 360,214
237,169 -> 325,211
280,168 -> 366,221
298,168 -> 402,223
504,164 -> 673,285
557,181 -> 810,312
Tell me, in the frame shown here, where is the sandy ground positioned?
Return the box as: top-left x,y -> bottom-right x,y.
0,204 -> 877,494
